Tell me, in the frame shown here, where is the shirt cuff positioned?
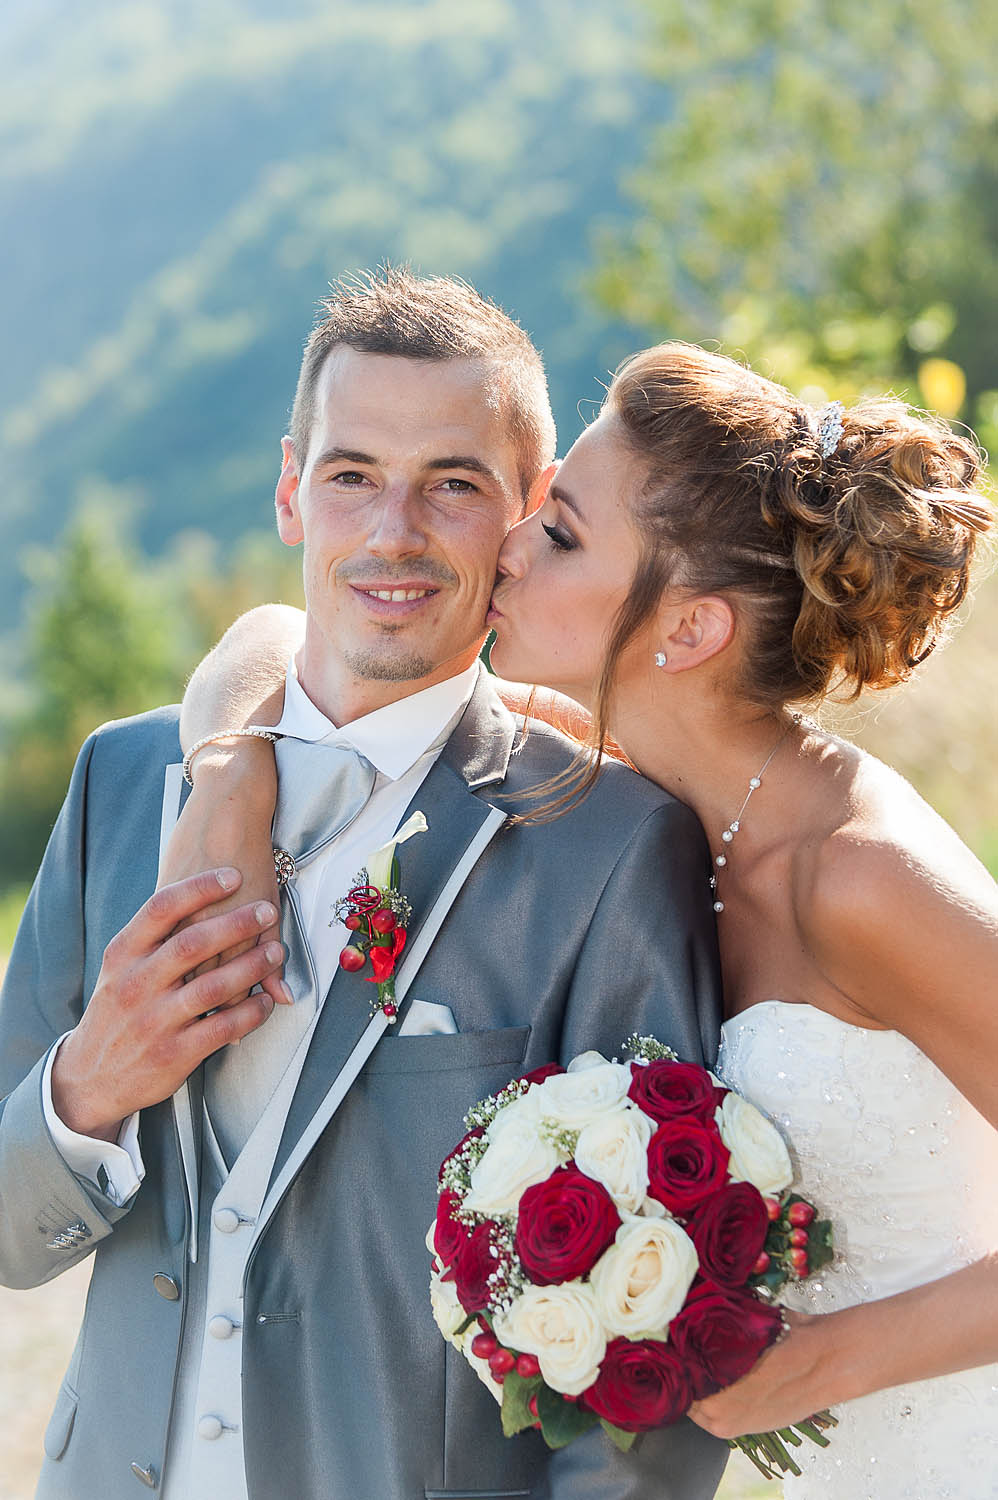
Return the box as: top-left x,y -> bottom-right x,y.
41,1034 -> 145,1207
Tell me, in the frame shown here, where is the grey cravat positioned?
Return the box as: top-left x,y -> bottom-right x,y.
203,737 -> 377,1166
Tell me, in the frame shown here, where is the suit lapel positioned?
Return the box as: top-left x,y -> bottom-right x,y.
268,672 -> 516,1188
158,766 -> 205,1261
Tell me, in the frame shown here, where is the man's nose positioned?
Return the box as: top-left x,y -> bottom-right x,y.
364,484 -> 427,557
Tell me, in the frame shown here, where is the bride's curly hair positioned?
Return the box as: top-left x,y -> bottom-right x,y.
526,341 -> 994,819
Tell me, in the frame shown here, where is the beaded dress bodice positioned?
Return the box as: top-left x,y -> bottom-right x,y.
717,1001 -> 998,1500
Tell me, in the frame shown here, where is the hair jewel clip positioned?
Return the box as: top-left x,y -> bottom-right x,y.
817,400 -> 845,459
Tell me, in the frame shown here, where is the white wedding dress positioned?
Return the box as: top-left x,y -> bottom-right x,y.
717,1001 -> 998,1500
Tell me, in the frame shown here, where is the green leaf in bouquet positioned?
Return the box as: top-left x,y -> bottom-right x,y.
501,1369 -> 543,1438
454,1311 -> 479,1338
599,1418 -> 638,1452
807,1220 -> 835,1273
535,1382 -> 599,1449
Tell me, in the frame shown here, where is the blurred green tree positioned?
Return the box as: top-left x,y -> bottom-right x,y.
595,0 -> 998,450
0,496 -> 303,891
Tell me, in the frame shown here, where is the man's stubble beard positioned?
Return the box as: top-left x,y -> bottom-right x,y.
342,644 -> 438,683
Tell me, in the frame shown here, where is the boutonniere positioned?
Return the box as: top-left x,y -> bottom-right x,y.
332,811 -> 428,1022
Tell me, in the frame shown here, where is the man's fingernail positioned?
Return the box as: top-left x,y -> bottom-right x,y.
255,902 -> 277,925
261,994 -> 275,1014
216,867 -> 240,890
264,942 -> 284,964
279,981 -> 294,1005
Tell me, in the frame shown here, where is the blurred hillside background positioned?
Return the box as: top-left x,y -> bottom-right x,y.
0,3 -> 996,1493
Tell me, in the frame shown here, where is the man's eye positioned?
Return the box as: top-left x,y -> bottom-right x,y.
439,478 -> 476,493
332,471 -> 368,485
541,521 -> 576,552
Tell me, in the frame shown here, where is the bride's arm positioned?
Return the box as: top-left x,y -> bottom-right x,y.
158,605 -> 305,1002
691,831 -> 998,1437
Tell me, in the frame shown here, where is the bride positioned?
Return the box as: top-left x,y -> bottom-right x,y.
170,342 -> 998,1496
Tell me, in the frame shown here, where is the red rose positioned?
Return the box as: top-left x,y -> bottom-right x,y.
687,1182 -> 770,1288
519,1062 -> 567,1086
668,1281 -> 784,1398
583,1337 -> 693,1431
438,1126 -> 485,1184
515,1164 -> 621,1284
628,1060 -> 721,1126
367,927 -> 407,983
434,1189 -> 472,1274
451,1220 -> 500,1313
646,1119 -> 730,1215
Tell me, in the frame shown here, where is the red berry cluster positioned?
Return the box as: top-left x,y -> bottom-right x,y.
337,884 -> 407,1018
753,1197 -> 820,1281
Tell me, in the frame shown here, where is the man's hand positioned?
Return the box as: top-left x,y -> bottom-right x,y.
51,869 -> 285,1143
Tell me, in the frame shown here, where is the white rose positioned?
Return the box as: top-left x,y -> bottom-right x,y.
429,1267 -> 504,1407
574,1105 -> 654,1214
716,1093 -> 793,1198
494,1282 -> 607,1396
534,1061 -> 632,1131
567,1049 -> 611,1072
429,1265 -> 468,1342
589,1215 -> 698,1340
463,1111 -> 561,1216
485,1084 -> 542,1142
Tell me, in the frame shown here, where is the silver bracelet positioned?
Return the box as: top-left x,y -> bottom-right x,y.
182,728 -> 279,787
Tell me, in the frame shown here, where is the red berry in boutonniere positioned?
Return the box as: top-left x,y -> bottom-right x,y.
330,812 -> 426,1022
788,1201 -> 815,1227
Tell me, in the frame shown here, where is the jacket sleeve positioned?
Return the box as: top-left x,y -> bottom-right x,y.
552,795 -> 729,1500
0,733 -> 132,1289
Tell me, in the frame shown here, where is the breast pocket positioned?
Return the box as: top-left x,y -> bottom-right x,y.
364,1025 -> 531,1077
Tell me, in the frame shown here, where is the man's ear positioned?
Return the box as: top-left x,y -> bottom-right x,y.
275,436 -> 304,546
655,595 -> 736,673
521,462 -> 558,519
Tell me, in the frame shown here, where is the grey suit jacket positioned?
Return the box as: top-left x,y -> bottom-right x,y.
0,673 -> 728,1500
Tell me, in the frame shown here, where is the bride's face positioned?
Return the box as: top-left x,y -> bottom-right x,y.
488,413 -> 648,706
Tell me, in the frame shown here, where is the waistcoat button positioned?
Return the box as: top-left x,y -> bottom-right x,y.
129,1461 -> 158,1487
197,1415 -> 225,1441
152,1273 -> 180,1300
213,1207 -> 241,1234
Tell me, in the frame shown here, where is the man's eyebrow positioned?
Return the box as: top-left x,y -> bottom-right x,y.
426,455 -> 503,486
312,446 -> 378,469
549,482 -> 588,525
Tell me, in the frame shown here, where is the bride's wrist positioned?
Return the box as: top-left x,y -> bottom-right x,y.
184,737 -> 278,798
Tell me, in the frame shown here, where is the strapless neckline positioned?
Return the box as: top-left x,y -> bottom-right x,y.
722,998 -> 894,1037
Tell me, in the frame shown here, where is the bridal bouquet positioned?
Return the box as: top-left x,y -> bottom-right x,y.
427,1037 -> 835,1478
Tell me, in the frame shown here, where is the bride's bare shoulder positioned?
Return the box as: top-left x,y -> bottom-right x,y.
792,738 -> 998,1014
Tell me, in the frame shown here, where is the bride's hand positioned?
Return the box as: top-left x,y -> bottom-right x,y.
687,1310 -> 826,1439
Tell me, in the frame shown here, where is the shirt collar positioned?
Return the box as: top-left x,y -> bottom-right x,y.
274,661 -> 481,781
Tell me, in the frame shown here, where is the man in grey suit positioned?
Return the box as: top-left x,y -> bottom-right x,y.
0,269 -> 727,1499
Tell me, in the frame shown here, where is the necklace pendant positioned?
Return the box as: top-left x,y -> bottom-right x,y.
713,900 -> 725,913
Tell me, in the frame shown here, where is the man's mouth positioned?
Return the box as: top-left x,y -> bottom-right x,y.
360,587 -> 437,602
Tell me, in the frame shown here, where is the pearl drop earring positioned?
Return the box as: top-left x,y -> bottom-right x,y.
654,651 -> 668,668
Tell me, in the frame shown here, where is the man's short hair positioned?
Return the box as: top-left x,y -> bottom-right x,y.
290,266 -> 557,500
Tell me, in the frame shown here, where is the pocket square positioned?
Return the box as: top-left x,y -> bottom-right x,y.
397,1000 -> 458,1037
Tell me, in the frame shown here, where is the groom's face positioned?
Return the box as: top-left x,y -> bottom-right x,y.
276,347 -> 524,720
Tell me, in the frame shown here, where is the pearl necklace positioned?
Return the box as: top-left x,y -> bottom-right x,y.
709,715 -> 799,914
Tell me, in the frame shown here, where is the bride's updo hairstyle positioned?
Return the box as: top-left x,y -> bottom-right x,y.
599,342 -> 993,716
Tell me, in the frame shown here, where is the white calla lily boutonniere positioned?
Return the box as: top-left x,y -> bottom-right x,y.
332,812 -> 429,1020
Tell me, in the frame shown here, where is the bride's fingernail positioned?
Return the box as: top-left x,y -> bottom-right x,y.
279,981 -> 294,1005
